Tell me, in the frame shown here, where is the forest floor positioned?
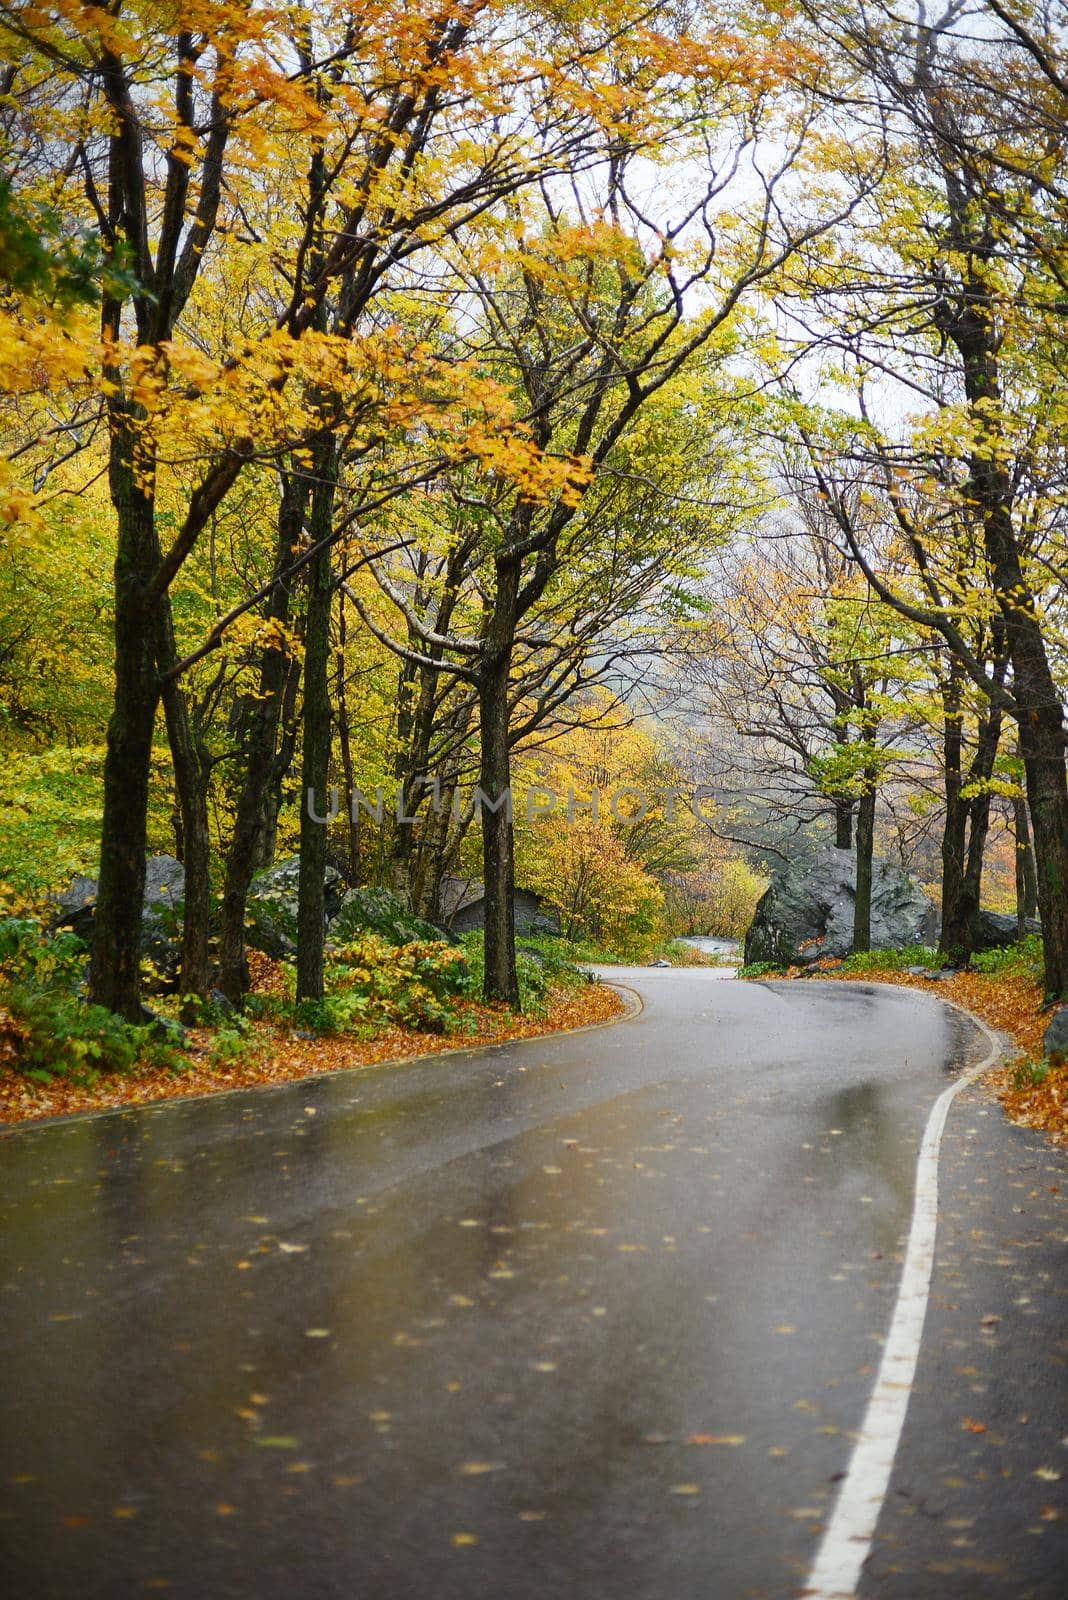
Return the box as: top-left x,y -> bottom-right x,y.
0,976 -> 626,1128
789,961 -> 1066,1146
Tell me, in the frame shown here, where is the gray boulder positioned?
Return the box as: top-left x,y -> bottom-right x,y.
971,909 -> 1042,953
53,855 -> 186,991
139,857 -> 186,991
1043,1007 -> 1068,1066
51,874 -> 99,937
744,845 -> 938,967
245,855 -> 344,958
329,885 -> 452,948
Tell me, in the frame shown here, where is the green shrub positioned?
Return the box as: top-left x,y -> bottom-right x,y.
292,992 -> 378,1036
3,985 -> 183,1084
0,916 -> 86,991
737,960 -> 786,978
330,887 -> 445,947
971,934 -> 1044,976
209,1018 -> 261,1066
0,915 -> 189,1083
838,944 -> 941,973
1009,1056 -> 1050,1092
458,932 -> 588,1016
284,934 -> 470,1036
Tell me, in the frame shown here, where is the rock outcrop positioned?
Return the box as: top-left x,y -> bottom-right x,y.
970,909 -> 1042,952
744,846 -> 938,967
52,855 -> 187,991
244,855 -> 344,957
1043,1008 -> 1068,1066
329,886 -> 453,948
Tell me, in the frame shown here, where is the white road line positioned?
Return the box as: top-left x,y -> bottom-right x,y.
802,1004 -> 1003,1600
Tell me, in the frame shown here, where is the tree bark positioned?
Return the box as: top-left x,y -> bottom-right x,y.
296,446 -> 337,1001
852,774 -> 877,955
478,563 -> 520,1006
335,594 -> 361,885
219,472 -> 306,999
1016,796 -> 1036,934
976,487 -> 1068,995
835,799 -> 853,850
157,604 -> 211,1006
1019,717 -> 1068,996
389,656 -> 419,900
89,419 -> 160,1020
947,278 -> 1068,998
1014,778 -> 1039,935
938,662 -> 967,955
941,691 -> 1001,965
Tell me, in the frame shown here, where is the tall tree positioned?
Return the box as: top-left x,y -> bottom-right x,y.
782,0 -> 1068,995
3,0 -> 684,1013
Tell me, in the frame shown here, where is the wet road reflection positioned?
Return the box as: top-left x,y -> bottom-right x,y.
0,975 -> 985,1599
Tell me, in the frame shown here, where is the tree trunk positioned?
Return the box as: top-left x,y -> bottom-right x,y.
956,705 -> 1003,962
982,508 -> 1068,994
157,605 -> 211,1005
941,698 -> 1001,966
261,629 -> 304,872
1020,724 -> 1068,997
336,595 -> 360,885
479,566 -> 519,1006
835,799 -> 853,850
89,422 -> 160,1020
951,285 -> 1068,998
938,665 -> 967,957
219,472 -> 306,999
296,448 -> 337,1001
852,777 -> 876,955
1014,787 -> 1039,934
389,656 -> 419,900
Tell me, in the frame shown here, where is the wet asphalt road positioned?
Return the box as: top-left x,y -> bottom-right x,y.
0,971 -> 1064,1599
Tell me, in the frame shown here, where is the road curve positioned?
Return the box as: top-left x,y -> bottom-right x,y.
0,971 -> 1059,1599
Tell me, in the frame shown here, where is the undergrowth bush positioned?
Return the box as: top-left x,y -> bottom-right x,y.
276,934 -> 471,1036
1009,1055 -> 1050,1092
971,934 -> 1044,976
0,914 -> 183,1083
837,944 -> 941,973
0,916 -> 86,991
459,933 -> 588,1016
2,985 -> 184,1084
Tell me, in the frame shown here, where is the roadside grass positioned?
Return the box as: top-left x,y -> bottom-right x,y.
737,959 -> 786,979
837,944 -> 943,973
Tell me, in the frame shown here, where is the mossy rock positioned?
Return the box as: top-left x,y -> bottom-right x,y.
330,887 -> 453,948
246,856 -> 344,957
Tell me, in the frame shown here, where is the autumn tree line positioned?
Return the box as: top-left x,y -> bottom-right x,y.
0,0 -> 1065,1011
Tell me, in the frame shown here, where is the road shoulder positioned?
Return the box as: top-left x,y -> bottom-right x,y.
859,1097 -> 1068,1599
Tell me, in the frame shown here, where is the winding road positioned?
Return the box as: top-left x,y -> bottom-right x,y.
1,970 -> 1065,1598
